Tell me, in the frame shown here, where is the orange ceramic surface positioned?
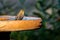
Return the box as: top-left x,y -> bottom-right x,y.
0,16 -> 42,31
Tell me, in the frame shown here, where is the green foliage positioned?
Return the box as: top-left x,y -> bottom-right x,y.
33,0 -> 60,40
19,0 -> 25,5
0,0 -> 16,15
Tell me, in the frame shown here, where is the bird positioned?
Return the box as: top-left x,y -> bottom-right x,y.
16,9 -> 24,20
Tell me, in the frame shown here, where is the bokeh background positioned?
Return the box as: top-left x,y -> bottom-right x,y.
0,0 -> 60,40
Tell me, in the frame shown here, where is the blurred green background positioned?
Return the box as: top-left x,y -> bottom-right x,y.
0,0 -> 60,40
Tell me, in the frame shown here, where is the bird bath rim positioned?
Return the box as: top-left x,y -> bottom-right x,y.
0,16 -> 42,32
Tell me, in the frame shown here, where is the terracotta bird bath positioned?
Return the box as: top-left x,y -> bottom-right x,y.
0,15 -> 42,40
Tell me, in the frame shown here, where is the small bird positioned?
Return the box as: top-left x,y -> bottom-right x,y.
16,9 -> 24,20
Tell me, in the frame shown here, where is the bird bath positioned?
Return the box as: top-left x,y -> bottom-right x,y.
0,16 -> 42,40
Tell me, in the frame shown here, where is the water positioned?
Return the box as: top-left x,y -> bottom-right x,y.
0,16 -> 41,21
